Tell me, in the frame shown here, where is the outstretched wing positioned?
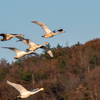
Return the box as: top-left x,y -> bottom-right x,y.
16,36 -> 29,45
7,80 -> 28,94
40,46 -> 53,57
1,47 -> 21,54
32,21 -> 52,34
16,37 -> 36,46
53,29 -> 63,33
0,33 -> 7,38
16,36 -> 25,41
26,39 -> 37,46
31,52 -> 44,59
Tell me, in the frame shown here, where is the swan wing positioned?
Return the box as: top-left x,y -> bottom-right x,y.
26,39 -> 36,46
16,36 -> 25,41
53,29 -> 63,33
31,52 -> 44,59
1,47 -> 21,54
10,34 -> 19,35
0,33 -> 7,38
7,80 -> 28,94
16,37 -> 36,46
40,46 -> 53,57
16,36 -> 29,45
32,21 -> 52,34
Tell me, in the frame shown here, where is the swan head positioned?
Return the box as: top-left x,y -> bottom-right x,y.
61,30 -> 65,33
45,42 -> 49,44
14,57 -> 18,59
17,95 -> 21,99
42,35 -> 45,37
41,88 -> 44,91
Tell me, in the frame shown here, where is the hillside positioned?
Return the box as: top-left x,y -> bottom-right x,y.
0,38 -> 100,100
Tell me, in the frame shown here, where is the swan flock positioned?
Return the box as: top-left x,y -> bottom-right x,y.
0,20 -> 65,99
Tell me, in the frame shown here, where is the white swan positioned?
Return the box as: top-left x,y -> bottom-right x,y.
0,33 -> 24,41
1,47 -> 43,59
7,80 -> 44,99
31,20 -> 65,38
16,36 -> 53,57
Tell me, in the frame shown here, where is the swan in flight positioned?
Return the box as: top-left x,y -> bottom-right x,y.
0,33 -> 24,41
16,36 -> 53,57
31,20 -> 65,38
7,80 -> 44,99
1,47 -> 43,59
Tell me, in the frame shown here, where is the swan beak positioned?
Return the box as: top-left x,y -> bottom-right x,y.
42,88 -> 44,90
62,31 -> 66,33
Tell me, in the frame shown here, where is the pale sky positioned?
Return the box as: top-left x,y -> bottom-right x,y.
0,0 -> 100,63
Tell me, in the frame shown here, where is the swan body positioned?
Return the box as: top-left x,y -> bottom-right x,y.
16,36 -> 53,57
7,80 -> 44,99
0,33 -> 24,41
31,20 -> 65,38
1,47 -> 41,59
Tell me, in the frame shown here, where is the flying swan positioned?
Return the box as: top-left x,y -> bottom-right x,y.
0,33 -> 24,41
16,36 -> 53,57
7,80 -> 44,99
1,47 -> 43,59
31,20 -> 65,38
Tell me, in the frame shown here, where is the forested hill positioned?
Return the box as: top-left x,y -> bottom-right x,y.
0,38 -> 100,100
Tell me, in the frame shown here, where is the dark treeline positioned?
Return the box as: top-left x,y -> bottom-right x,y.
0,38 -> 100,100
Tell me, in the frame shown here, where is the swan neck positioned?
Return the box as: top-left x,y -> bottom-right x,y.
27,51 -> 33,54
30,89 -> 42,95
54,32 -> 62,35
40,42 -> 47,47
